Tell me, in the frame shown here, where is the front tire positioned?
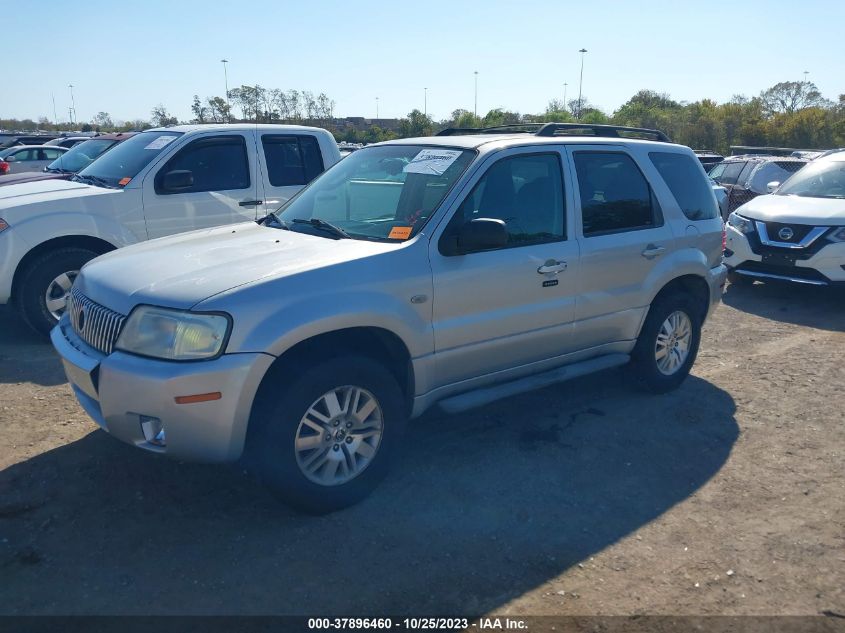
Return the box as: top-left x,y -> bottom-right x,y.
631,294 -> 702,393
16,247 -> 100,337
246,355 -> 406,514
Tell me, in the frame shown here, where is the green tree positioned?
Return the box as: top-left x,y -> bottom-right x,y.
399,109 -> 434,137
150,104 -> 178,127
760,81 -> 828,116
191,95 -> 208,123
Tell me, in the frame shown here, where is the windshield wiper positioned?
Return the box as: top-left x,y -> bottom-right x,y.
72,174 -> 114,189
46,167 -> 72,174
291,217 -> 351,239
262,211 -> 292,230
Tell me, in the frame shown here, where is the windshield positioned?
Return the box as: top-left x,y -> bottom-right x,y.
776,159 -> 845,199
274,145 -> 475,241
77,130 -> 182,187
46,138 -> 118,173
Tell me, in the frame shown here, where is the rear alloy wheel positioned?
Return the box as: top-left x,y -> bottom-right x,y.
631,294 -> 701,393
247,355 -> 406,513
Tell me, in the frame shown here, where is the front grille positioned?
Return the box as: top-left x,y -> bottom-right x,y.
762,221 -> 814,244
68,287 -> 126,355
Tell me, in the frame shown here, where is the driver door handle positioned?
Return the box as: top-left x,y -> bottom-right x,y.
239,200 -> 263,207
537,260 -> 567,275
641,244 -> 666,259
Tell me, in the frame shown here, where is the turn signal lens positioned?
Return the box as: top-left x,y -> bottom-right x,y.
0,218 -> 8,233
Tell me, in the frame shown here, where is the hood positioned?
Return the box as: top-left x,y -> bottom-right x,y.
0,172 -> 67,188
76,222 -> 401,315
737,193 -> 845,225
0,178 -> 118,215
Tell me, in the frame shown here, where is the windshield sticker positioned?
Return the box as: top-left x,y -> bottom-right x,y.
143,135 -> 177,150
118,177 -> 131,187
388,226 -> 413,240
403,149 -> 462,175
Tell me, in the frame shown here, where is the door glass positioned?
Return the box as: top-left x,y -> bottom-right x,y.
451,153 -> 565,246
156,136 -> 250,194
717,161 -> 745,185
262,135 -> 325,186
573,151 -> 660,236
649,151 -> 719,220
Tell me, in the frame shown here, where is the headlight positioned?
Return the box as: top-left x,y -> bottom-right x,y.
0,218 -> 9,234
115,305 -> 231,361
727,212 -> 754,234
828,227 -> 845,243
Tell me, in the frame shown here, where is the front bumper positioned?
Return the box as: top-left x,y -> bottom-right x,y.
725,224 -> 845,285
51,318 -> 274,462
0,226 -> 31,304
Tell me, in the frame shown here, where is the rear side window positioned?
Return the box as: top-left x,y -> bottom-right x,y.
649,152 -> 719,221
573,151 -> 661,236
262,135 -> 325,186
40,148 -> 64,160
156,135 -> 250,194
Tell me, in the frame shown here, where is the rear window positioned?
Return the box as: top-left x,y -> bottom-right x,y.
649,152 -> 719,220
261,135 -> 324,186
716,161 -> 745,185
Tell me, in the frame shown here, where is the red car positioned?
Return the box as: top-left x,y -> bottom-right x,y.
0,132 -> 137,186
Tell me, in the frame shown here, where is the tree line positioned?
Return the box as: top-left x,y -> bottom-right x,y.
3,80 -> 842,153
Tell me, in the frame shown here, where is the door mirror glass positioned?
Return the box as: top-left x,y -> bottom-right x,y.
161,170 -> 194,192
457,218 -> 508,253
4,155 -> 16,162
766,181 -> 780,193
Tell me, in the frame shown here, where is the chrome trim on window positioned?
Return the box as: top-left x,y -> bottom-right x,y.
755,221 -> 829,249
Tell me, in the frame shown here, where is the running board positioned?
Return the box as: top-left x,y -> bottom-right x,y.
437,353 -> 630,415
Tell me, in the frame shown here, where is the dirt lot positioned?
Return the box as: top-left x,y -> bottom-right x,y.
1,282 -> 843,617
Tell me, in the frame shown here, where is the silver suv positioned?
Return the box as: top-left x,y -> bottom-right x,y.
52,123 -> 727,513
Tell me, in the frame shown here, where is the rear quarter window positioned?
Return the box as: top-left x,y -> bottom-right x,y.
649,152 -> 719,221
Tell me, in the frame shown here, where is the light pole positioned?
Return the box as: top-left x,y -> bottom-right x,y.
473,71 -> 479,120
376,97 -> 379,119
51,93 -> 58,128
424,87 -> 428,117
563,82 -> 568,111
220,59 -> 230,122
803,70 -> 809,83
577,49 -> 587,120
68,84 -> 76,126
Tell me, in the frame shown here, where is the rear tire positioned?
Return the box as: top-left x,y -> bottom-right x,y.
631,293 -> 701,394
245,355 -> 406,514
16,247 -> 100,337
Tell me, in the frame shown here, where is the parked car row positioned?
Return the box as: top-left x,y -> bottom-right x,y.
0,145 -> 68,175
2,120 -> 842,512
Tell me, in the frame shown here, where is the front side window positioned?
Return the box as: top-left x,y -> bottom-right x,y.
274,145 -> 474,241
11,148 -> 38,161
262,135 -> 324,186
649,151 -> 719,220
574,151 -> 660,236
776,159 -> 845,199
155,135 -> 250,194
78,130 -> 183,187
448,153 -> 565,246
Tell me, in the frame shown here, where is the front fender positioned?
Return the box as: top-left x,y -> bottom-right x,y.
11,209 -> 143,249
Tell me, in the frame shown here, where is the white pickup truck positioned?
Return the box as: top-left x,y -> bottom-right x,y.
0,124 -> 340,335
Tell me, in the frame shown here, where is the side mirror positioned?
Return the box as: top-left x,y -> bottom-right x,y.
161,170 -> 194,191
456,218 -> 508,253
766,181 -> 780,193
4,155 -> 16,162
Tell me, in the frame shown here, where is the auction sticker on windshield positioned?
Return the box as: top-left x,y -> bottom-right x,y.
144,135 -> 178,150
404,149 -> 462,175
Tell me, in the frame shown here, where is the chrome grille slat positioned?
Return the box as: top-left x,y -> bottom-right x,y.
68,287 -> 126,355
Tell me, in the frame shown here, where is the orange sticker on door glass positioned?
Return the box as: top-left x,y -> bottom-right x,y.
118,177 -> 131,186
388,226 -> 413,240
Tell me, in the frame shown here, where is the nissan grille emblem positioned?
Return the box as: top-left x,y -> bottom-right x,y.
778,227 -> 794,241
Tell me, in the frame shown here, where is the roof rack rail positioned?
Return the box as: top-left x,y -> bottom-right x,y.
436,122 -> 672,142
436,123 -> 541,136
535,123 -> 671,142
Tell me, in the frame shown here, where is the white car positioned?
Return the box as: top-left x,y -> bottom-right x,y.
0,124 -> 340,335
725,150 -> 845,286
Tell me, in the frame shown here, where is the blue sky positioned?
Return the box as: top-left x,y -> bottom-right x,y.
3,0 -> 843,124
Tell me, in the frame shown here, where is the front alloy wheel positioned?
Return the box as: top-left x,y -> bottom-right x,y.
294,386 -> 384,486
44,270 -> 79,320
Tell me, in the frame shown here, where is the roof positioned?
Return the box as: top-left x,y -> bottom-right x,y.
148,123 -> 333,134
376,134 -> 682,151
2,144 -> 68,151
79,131 -> 138,141
721,154 -> 808,163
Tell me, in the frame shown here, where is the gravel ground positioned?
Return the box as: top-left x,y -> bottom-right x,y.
1,281 -> 843,616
